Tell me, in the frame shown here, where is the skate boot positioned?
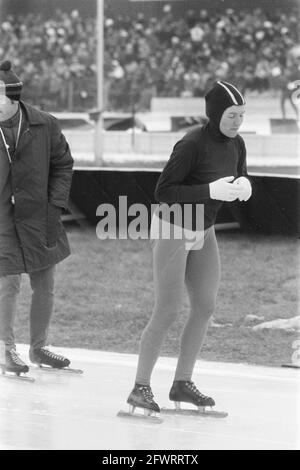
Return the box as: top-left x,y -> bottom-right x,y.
127,384 -> 161,413
161,380 -> 228,418
30,347 -> 70,369
117,384 -> 162,423
169,380 -> 215,409
0,349 -> 34,382
29,347 -> 83,374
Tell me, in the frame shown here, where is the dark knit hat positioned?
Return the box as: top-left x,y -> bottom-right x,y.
0,60 -> 23,101
205,81 -> 245,133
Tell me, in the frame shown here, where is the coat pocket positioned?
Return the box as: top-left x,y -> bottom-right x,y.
47,203 -> 62,247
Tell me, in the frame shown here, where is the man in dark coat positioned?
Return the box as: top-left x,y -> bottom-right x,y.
0,60 -> 74,376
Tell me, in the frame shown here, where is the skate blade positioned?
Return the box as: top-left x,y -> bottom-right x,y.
36,365 -> 83,374
117,410 -> 163,424
0,372 -> 35,383
161,407 -> 228,418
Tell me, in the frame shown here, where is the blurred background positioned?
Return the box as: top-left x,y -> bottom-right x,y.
0,0 -> 298,113
0,0 -> 299,165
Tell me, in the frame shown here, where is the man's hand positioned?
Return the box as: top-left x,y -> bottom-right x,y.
233,177 -> 252,201
209,176 -> 241,202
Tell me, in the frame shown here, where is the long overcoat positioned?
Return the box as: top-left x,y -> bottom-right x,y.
0,101 -> 74,276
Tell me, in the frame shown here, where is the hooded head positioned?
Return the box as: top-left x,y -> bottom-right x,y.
205,81 -> 245,139
0,60 -> 23,102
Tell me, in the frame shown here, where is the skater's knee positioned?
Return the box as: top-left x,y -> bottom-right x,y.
146,310 -> 178,337
201,304 -> 215,321
191,297 -> 216,320
29,277 -> 55,295
0,275 -> 21,296
29,267 -> 55,293
159,314 -> 178,330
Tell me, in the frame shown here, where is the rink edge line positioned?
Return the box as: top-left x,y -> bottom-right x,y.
16,344 -> 300,383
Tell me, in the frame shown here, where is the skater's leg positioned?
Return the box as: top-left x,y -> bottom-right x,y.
29,265 -> 55,351
174,226 -> 221,381
135,236 -> 188,385
0,275 -> 21,351
29,265 -> 71,368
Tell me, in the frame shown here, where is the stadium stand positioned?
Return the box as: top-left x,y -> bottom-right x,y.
0,0 -> 299,112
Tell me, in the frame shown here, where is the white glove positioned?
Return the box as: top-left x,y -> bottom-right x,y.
233,177 -> 252,201
209,176 -> 241,202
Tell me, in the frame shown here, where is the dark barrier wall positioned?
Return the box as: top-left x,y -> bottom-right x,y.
70,169 -> 300,236
1,0 -> 298,17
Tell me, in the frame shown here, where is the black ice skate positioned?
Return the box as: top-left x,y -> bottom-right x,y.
162,381 -> 228,418
30,347 -> 83,374
0,349 -> 34,382
117,384 -> 163,423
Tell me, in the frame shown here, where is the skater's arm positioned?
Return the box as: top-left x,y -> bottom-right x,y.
155,140 -> 210,203
48,116 -> 74,210
237,137 -> 250,179
234,137 -> 252,202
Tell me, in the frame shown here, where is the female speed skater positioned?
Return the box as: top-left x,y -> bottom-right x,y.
124,81 -> 252,419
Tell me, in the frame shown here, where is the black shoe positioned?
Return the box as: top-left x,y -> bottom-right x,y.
30,347 -> 70,369
2,349 -> 29,375
169,380 -> 215,407
127,384 -> 160,413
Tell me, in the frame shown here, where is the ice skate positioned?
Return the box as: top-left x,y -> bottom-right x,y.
30,347 -> 83,374
161,380 -> 228,418
0,349 -> 34,382
117,384 -> 163,423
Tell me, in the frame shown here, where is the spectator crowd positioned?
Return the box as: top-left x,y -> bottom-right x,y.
0,4 -> 299,112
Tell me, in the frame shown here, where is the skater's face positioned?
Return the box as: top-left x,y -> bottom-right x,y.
219,105 -> 245,138
0,95 -> 18,121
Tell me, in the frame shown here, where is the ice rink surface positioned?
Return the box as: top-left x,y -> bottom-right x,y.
0,345 -> 299,450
